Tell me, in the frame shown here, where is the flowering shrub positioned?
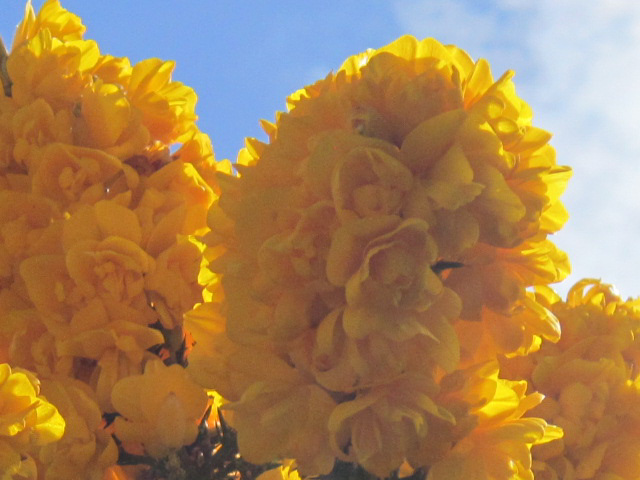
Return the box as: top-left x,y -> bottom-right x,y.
1,2 -> 638,480
189,35 -> 570,478
0,1 -> 223,478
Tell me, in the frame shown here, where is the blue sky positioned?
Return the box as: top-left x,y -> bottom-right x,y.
2,1 -> 640,299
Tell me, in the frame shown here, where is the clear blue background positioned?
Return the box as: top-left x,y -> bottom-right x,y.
3,1 -> 640,299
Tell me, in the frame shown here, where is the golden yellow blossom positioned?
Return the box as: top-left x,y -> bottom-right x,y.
195,34 -> 569,476
501,280 -> 640,480
30,144 -> 124,204
256,461 -> 302,480
111,359 -> 208,458
144,236 -> 206,327
13,0 -> 84,47
0,363 -> 65,478
425,372 -> 561,480
37,376 -> 117,480
127,58 -> 197,144
328,374 -> 455,477
228,376 -> 336,474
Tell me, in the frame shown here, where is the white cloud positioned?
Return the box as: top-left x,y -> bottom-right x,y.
392,0 -> 640,298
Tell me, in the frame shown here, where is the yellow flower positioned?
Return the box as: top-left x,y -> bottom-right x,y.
425,368 -> 561,480
10,98 -> 73,167
328,374 -> 455,477
14,200 -> 153,322
172,128 -> 225,189
53,300 -> 164,410
256,461 -> 302,480
76,79 -> 149,156
127,58 -> 197,144
65,236 -> 152,303
136,159 -> 214,257
7,27 -> 99,109
196,34 -> 569,475
111,359 -> 208,458
456,285 -> 562,364
144,235 -> 206,328
0,363 -> 65,478
37,376 -> 118,480
228,377 -> 337,475
0,190 -> 60,263
502,280 -> 640,480
327,217 -> 445,340
13,0 -> 85,47
289,290 -> 460,394
30,143 -> 124,204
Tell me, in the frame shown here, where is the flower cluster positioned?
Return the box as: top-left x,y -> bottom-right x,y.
191,36 -> 570,477
0,1 -> 220,477
501,280 -> 640,480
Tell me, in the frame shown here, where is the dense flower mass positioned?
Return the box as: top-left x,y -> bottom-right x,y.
13,2 -> 640,480
191,35 -> 570,477
0,1 -> 221,477
501,280 -> 640,480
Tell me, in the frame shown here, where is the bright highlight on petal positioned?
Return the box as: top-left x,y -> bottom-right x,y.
0,363 -> 65,476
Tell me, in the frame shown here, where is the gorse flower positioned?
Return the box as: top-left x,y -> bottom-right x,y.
111,359 -> 209,458
37,376 -> 118,480
0,0 -> 221,477
425,365 -> 562,480
0,363 -> 65,479
192,35 -> 570,477
501,280 -> 640,480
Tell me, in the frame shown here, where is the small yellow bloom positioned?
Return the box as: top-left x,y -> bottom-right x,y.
256,461 -> 302,480
127,58 -> 197,144
7,29 -> 99,109
37,376 -> 117,480
425,369 -> 561,480
10,98 -> 73,167
65,236 -> 152,303
144,236 -> 206,328
229,378 -> 337,475
329,374 -> 455,477
30,143 -> 123,204
136,160 -> 214,256
111,359 -> 208,458
0,190 -> 59,261
329,217 -> 444,340
13,0 -> 85,47
78,79 -> 144,150
0,364 -> 65,477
